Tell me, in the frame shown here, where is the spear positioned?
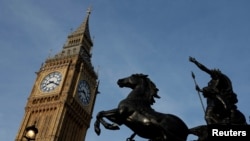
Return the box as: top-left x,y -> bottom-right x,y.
191,71 -> 206,113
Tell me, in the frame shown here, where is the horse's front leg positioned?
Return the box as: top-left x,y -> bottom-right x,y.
94,108 -> 121,135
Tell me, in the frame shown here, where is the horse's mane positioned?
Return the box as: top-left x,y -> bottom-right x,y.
134,73 -> 160,105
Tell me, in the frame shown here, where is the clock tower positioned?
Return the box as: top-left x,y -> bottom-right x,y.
15,9 -> 99,141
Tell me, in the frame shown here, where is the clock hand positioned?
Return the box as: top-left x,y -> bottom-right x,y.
48,81 -> 54,84
53,82 -> 59,85
48,80 -> 59,85
79,89 -> 86,95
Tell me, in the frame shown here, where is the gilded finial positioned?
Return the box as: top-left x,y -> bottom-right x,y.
87,6 -> 92,15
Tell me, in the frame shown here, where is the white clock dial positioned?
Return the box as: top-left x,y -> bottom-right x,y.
78,80 -> 91,105
40,72 -> 62,92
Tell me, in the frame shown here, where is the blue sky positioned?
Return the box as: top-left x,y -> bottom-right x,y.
0,0 -> 250,141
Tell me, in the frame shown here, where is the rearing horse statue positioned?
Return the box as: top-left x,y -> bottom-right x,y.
94,73 -> 190,141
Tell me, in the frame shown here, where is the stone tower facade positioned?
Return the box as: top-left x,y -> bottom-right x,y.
15,9 -> 99,141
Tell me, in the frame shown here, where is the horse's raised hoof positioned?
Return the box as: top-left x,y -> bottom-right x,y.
94,126 -> 101,135
126,138 -> 135,141
112,123 -> 120,130
108,123 -> 120,130
94,121 -> 101,135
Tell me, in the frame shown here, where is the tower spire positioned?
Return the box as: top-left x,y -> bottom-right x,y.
59,7 -> 93,59
69,7 -> 93,46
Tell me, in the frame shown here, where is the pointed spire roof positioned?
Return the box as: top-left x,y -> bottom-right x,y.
69,7 -> 93,46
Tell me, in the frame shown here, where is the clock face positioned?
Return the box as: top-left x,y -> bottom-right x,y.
40,71 -> 62,92
78,80 -> 91,105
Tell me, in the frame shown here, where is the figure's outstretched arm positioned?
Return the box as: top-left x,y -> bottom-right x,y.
189,56 -> 212,75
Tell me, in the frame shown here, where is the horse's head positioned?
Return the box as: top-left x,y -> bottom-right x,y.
117,73 -> 160,105
117,73 -> 147,89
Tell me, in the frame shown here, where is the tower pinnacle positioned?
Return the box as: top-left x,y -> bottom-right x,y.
71,7 -> 92,43
64,7 -> 93,49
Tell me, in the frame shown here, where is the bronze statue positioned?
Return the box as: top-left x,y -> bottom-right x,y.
94,73 -> 190,141
189,56 -> 246,125
93,59 -> 247,141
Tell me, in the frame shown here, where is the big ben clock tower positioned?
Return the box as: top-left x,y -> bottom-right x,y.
15,9 -> 99,141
